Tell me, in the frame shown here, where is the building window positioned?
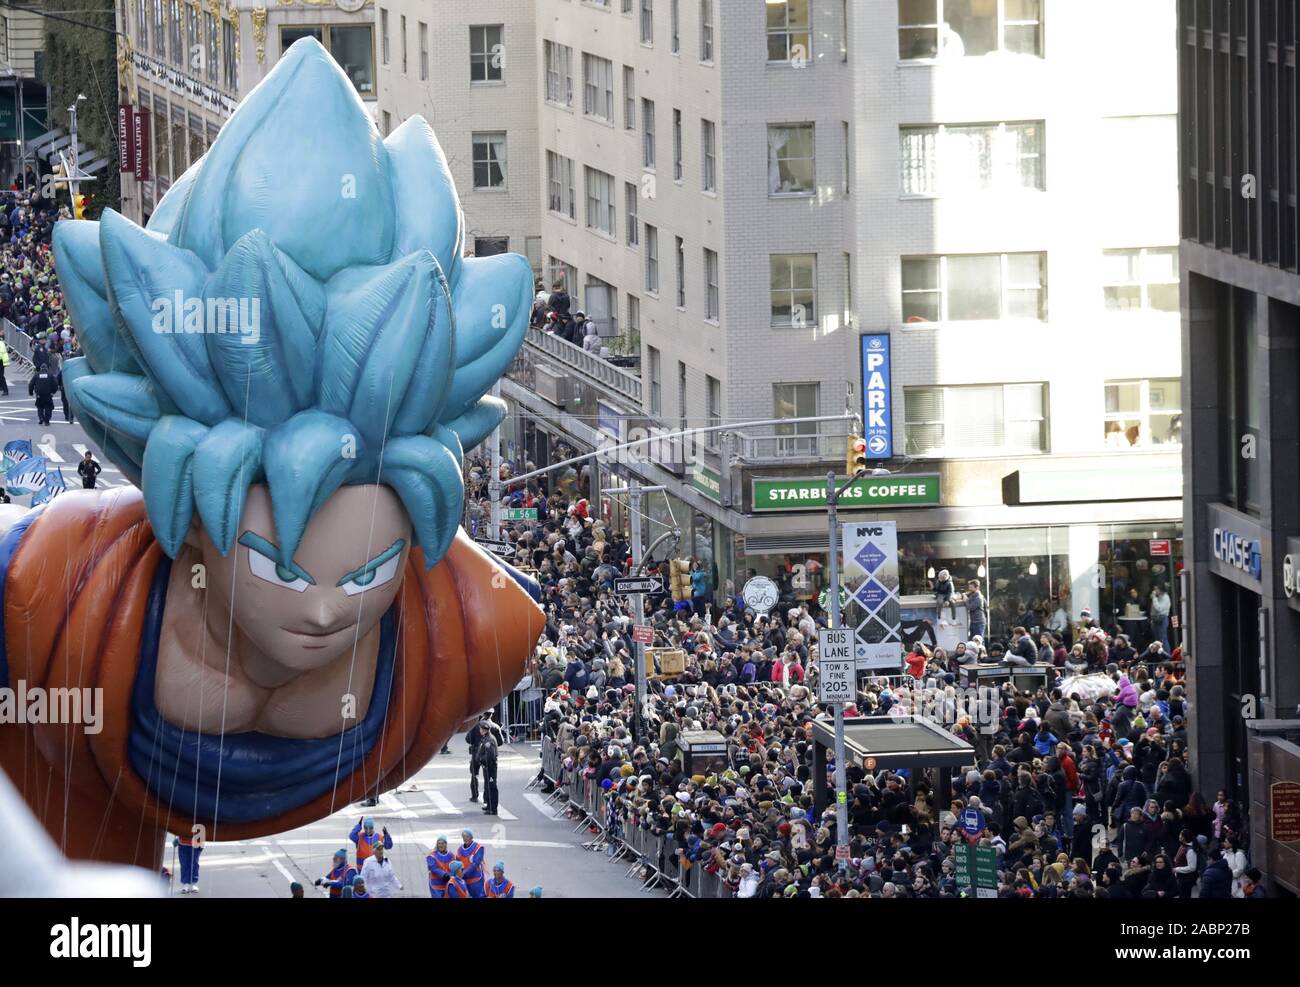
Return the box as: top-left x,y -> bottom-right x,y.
547,257 -> 578,296
700,0 -> 714,61
155,0 -> 167,58
585,167 -> 616,236
546,150 -> 576,219
331,26 -> 374,95
648,346 -> 662,414
640,0 -> 654,45
418,22 -> 428,80
1102,247 -> 1179,313
642,98 -> 656,168
544,40 -> 573,106
645,224 -> 659,293
381,110 -> 391,136
670,0 -> 680,53
583,53 -> 615,121
222,17 -> 237,89
672,109 -> 683,181
623,65 -> 636,129
844,252 -> 855,327
898,0 -> 1043,60
901,122 -> 1045,196
704,248 -> 719,320
380,8 -> 389,65
169,0 -> 182,66
281,25 -> 373,95
706,374 -> 722,436
472,133 -> 506,189
138,0 -> 149,49
902,252 -> 1046,323
1103,378 -> 1182,449
843,121 -> 851,195
675,236 -> 686,307
471,24 -> 505,82
770,254 -> 816,328
701,119 -> 716,192
767,0 -> 810,63
205,11 -> 218,82
768,124 -> 815,195
187,4 -> 199,69
905,383 -> 1048,457
625,182 -> 640,245
625,293 -> 642,354
774,383 -> 819,452
678,361 -> 688,432
475,237 -> 510,256
400,14 -> 407,74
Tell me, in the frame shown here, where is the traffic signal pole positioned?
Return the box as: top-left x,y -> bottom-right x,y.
827,465 -> 864,873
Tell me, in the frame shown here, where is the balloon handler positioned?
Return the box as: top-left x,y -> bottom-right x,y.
0,39 -> 544,869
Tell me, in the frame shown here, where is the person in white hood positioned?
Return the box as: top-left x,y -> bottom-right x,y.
737,863 -> 760,899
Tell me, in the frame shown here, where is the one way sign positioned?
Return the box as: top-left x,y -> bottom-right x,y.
614,576 -> 663,595
474,538 -> 515,558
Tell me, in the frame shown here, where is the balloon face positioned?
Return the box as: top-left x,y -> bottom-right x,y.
195,483 -> 412,673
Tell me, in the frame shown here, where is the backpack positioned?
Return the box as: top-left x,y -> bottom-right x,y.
1021,786 -> 1044,819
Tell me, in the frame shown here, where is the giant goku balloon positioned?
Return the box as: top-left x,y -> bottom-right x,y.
0,39 -> 543,867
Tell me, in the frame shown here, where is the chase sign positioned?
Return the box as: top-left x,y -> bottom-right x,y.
1213,527 -> 1262,579
1206,504 -> 1264,591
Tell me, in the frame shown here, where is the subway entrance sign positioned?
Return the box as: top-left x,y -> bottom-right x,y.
752,474 -> 940,511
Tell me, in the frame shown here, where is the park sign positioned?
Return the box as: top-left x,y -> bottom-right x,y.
751,474 -> 940,512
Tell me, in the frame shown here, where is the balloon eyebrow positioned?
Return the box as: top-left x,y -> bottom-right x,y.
337,539 -> 406,587
237,531 -> 317,585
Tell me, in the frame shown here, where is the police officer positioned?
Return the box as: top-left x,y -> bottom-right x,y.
28,363 -> 57,425
77,450 -> 102,489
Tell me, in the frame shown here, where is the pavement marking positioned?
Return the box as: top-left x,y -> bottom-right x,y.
524,792 -> 560,818
380,792 -> 419,819
37,441 -> 61,462
496,805 -> 518,821
269,855 -> 297,884
421,790 -> 462,815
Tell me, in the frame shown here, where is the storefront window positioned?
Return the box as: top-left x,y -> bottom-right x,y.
1097,523 -> 1183,650
898,529 -> 985,597
988,526 -> 1050,635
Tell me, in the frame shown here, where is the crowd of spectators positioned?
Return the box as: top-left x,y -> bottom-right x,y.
0,185 -> 71,343
462,452 -> 1261,900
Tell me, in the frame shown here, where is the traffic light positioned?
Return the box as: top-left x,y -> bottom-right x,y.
670,558 -> 692,602
73,194 -> 88,219
846,433 -> 867,475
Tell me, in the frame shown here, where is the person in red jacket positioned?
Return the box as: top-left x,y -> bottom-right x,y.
905,644 -> 928,680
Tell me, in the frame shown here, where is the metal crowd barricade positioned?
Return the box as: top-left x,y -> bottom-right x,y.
3,318 -> 34,371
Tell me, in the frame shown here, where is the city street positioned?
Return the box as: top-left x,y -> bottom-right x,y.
172,737 -> 652,899
0,368 -> 132,490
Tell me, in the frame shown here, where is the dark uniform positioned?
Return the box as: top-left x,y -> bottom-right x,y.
28,368 -> 57,426
77,455 -> 102,489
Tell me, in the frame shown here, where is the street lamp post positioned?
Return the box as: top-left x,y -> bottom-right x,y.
825,466 -> 864,871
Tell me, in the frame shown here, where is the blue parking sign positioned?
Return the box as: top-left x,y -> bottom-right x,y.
860,334 -> 893,460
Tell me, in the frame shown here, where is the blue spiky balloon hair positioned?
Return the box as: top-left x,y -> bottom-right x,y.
51,38 -> 531,570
